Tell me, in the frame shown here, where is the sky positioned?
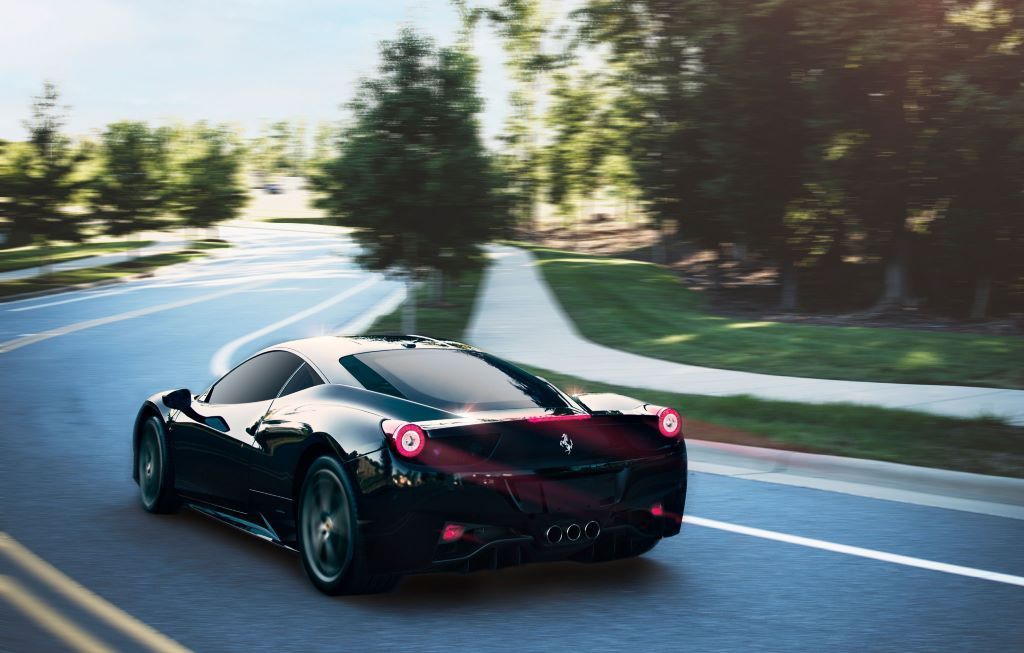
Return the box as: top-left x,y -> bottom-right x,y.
0,0 -> 513,144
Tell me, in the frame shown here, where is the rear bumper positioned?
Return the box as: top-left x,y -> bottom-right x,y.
353,447 -> 687,575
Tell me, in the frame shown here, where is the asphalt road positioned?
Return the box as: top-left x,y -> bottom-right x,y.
1,224 -> 1022,653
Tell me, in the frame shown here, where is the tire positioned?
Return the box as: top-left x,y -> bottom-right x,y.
137,416 -> 178,513
297,456 -> 400,595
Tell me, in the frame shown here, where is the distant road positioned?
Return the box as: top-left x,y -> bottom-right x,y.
1,224 -> 1022,652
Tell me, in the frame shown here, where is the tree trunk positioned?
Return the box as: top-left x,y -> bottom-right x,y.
651,226 -> 667,264
779,261 -> 799,311
876,238 -> 911,309
710,246 -> 724,292
430,268 -> 445,305
733,241 -> 748,262
401,276 -> 417,334
970,276 -> 991,320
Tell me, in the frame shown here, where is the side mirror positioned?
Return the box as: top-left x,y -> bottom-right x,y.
162,388 -> 229,433
162,388 -> 193,411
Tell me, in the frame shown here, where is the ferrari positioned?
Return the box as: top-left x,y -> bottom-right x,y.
133,335 -> 688,594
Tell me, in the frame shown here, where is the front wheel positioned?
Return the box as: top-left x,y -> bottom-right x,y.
297,456 -> 399,595
137,416 -> 177,513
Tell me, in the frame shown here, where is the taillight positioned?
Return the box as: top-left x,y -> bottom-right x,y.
646,405 -> 683,438
440,523 -> 465,543
383,421 -> 427,458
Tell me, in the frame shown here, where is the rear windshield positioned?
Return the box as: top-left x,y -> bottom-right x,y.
339,348 -> 570,413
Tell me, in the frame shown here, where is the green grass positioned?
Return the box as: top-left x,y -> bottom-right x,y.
0,239 -> 230,299
363,269 -> 485,340
521,366 -> 1024,478
526,246 -> 1024,389
0,239 -> 154,273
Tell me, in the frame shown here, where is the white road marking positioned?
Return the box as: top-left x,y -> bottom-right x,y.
0,281 -> 268,355
210,276 -> 382,376
684,515 -> 1024,588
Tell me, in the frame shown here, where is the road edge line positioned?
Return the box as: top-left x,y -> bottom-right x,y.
683,515 -> 1024,588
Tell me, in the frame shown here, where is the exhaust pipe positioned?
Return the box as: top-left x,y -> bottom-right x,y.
565,523 -> 582,542
584,520 -> 601,540
545,525 -> 563,544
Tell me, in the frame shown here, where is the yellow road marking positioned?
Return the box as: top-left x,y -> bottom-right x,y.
0,575 -> 117,653
0,533 -> 192,653
0,281 -> 268,354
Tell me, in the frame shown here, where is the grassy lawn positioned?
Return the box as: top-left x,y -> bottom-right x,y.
0,239 -> 230,299
526,246 -> 1024,389
0,239 -> 154,273
363,269 -> 485,340
521,366 -> 1024,478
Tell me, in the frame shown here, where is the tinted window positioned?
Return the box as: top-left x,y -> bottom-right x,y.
340,349 -> 570,413
279,363 -> 323,397
208,351 -> 303,404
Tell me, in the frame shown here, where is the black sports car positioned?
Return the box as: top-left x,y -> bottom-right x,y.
133,335 -> 687,594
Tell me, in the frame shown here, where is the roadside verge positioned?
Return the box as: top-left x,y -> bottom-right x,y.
688,438 -> 1024,519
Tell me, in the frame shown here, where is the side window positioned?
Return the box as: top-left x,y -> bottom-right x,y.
279,363 -> 323,397
207,351 -> 303,404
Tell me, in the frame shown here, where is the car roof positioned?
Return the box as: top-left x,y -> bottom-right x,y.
255,335 -> 478,385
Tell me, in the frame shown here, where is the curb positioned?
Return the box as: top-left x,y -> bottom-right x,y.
686,438 -> 1024,509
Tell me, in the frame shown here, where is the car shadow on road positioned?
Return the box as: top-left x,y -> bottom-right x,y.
115,497 -> 681,606
360,556 -> 676,608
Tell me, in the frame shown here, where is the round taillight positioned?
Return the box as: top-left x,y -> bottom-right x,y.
392,423 -> 426,458
657,407 -> 682,438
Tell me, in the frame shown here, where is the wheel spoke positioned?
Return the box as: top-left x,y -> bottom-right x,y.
301,468 -> 354,583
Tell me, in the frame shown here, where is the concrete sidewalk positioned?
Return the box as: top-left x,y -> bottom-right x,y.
466,245 -> 1024,425
0,235 -> 186,282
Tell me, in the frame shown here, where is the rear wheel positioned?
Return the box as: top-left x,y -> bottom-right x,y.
297,456 -> 399,595
137,416 -> 177,513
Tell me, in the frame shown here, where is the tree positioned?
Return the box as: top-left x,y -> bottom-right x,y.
169,124 -> 247,229
473,0 -> 557,232
0,82 -> 89,246
91,121 -> 171,236
313,28 -> 509,331
925,0 -> 1024,318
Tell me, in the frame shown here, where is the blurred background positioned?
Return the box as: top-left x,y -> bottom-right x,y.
1,2 -> 1023,651
4,0 -> 1023,321
2,0 -> 1022,470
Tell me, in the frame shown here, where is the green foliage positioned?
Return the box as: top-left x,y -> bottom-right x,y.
559,0 -> 1024,315
248,120 -> 308,177
91,122 -> 172,235
0,82 -> 90,246
313,28 -> 509,283
168,124 -> 247,229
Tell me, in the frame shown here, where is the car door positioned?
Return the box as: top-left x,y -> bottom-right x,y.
171,350 -> 304,514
